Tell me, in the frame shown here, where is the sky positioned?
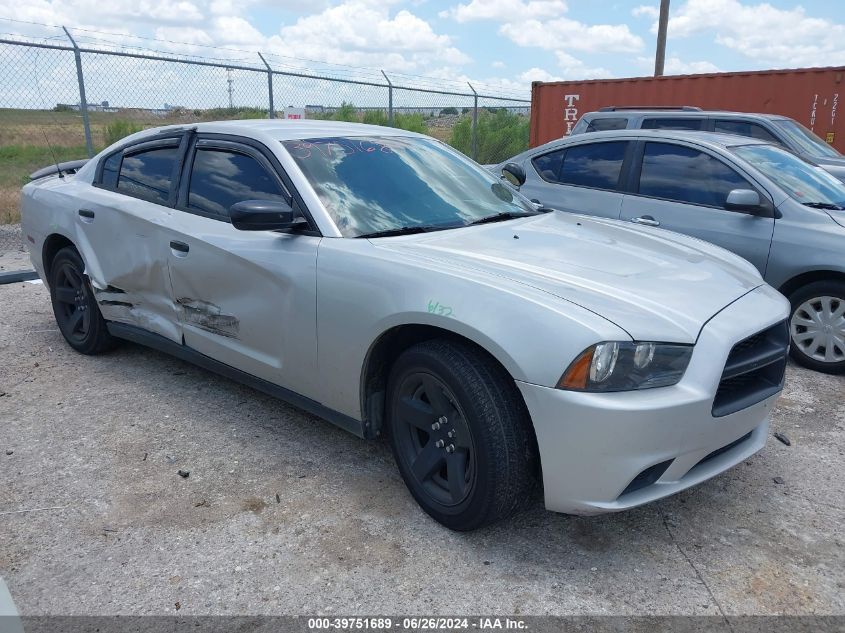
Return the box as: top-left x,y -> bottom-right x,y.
2,0 -> 845,99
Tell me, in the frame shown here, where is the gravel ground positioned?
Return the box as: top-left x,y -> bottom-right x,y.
0,224 -> 28,274
1,281 -> 843,616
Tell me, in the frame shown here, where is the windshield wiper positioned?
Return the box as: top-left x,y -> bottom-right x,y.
467,211 -> 538,226
803,201 -> 845,210
356,225 -> 451,239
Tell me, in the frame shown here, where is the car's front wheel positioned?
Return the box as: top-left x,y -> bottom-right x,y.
788,280 -> 845,374
49,247 -> 117,355
386,339 -> 538,531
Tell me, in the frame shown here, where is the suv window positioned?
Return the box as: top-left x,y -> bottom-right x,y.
117,145 -> 180,205
637,142 -> 752,207
188,148 -> 287,218
714,119 -> 780,144
558,141 -> 628,190
641,117 -> 704,131
585,117 -> 628,132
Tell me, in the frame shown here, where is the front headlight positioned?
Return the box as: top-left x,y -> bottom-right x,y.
557,341 -> 693,392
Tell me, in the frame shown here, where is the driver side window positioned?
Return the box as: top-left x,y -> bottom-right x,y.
637,142 -> 753,208
187,148 -> 288,219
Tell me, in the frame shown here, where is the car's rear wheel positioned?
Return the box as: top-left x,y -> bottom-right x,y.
49,247 -> 116,355
788,281 -> 845,374
386,339 -> 538,531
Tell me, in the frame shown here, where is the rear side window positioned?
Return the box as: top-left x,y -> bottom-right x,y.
714,119 -> 780,144
117,146 -> 179,205
532,149 -> 565,181
558,142 -> 628,190
586,117 -> 628,132
100,152 -> 121,189
637,142 -> 752,207
641,117 -> 704,131
188,148 -> 287,218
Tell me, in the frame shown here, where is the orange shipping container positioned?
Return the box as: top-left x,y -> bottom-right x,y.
529,67 -> 845,152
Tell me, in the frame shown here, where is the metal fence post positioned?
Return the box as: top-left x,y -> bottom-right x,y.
62,26 -> 94,157
468,82 -> 478,161
258,52 -> 275,119
381,70 -> 393,126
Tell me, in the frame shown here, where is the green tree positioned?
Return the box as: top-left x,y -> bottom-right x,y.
362,110 -> 388,126
439,107 -> 459,116
448,110 -> 529,164
331,102 -> 358,122
104,120 -> 144,146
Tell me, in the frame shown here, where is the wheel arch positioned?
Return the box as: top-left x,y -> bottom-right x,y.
42,233 -> 78,285
359,323 -> 529,439
778,269 -> 845,299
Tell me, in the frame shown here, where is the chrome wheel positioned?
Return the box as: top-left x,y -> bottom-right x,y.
790,296 -> 845,364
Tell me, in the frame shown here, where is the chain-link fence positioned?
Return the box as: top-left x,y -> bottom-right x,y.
0,27 -> 530,273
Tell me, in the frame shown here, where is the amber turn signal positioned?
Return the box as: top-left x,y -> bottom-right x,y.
557,347 -> 594,390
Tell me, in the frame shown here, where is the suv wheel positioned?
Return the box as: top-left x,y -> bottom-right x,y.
386,339 -> 538,531
49,247 -> 117,355
788,281 -> 845,374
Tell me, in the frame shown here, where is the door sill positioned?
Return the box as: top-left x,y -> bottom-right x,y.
106,322 -> 366,438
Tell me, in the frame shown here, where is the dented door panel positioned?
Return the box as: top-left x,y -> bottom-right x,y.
73,186 -> 181,342
165,212 -> 321,399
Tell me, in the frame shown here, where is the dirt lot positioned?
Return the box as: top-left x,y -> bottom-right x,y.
1,281 -> 843,616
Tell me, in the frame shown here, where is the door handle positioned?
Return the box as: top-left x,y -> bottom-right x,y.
169,240 -> 189,254
631,215 -> 660,227
78,209 -> 95,220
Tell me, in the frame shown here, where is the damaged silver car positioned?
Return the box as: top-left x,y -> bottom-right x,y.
21,120 -> 790,530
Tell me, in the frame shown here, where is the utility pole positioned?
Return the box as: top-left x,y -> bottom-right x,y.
226,67 -> 234,109
654,0 -> 670,77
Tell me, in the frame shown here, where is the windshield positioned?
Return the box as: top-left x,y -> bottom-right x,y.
772,119 -> 841,158
732,144 -> 845,207
282,136 -> 536,237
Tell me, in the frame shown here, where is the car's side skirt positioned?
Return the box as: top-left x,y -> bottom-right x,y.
106,322 -> 366,439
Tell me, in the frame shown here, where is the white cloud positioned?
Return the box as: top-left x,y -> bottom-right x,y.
554,51 -> 613,79
663,56 -> 720,75
632,4 -> 659,18
666,0 -> 845,67
442,0 -> 642,54
267,1 -> 472,73
491,60 -> 505,69
441,0 -> 567,22
0,0 -> 205,28
501,18 -> 642,53
519,67 -> 562,83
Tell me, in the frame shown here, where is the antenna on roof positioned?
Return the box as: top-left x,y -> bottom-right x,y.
40,123 -> 64,179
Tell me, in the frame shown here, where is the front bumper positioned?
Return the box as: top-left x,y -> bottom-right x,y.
519,284 -> 789,515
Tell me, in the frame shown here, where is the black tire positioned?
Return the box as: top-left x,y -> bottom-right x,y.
386,339 -> 538,531
787,280 -> 845,374
49,247 -> 117,355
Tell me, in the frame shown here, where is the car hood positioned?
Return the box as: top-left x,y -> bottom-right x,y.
374,212 -> 763,343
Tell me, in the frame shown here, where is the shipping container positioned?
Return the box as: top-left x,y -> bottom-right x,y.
529,66 -> 845,152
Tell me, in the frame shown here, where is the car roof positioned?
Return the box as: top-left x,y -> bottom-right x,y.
518,129 -> 773,159
585,109 -> 788,121
132,119 -> 425,142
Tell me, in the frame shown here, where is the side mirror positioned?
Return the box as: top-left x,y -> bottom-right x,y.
724,189 -> 764,214
501,162 -> 526,187
229,199 -> 304,231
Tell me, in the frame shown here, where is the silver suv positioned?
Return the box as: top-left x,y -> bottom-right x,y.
494,129 -> 845,373
571,107 -> 845,183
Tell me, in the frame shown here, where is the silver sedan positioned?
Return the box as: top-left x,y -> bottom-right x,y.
21,120 -> 789,530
